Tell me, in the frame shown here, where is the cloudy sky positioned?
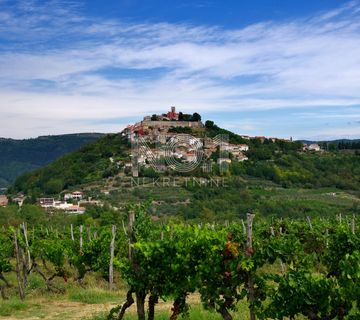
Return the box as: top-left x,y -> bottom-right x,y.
1,0 -> 360,140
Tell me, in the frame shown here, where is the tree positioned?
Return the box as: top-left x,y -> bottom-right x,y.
205,120 -> 214,128
182,114 -> 192,121
44,178 -> 63,195
192,112 -> 201,122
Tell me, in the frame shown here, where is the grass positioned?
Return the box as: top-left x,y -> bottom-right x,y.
0,288 -> 120,319
85,312 -> 108,320
0,298 -> 28,317
85,299 -> 250,320
25,274 -> 46,294
0,285 -> 249,320
68,287 -> 120,304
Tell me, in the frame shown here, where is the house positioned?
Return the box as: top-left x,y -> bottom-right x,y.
64,193 -> 72,200
39,198 -> 55,208
64,191 -> 83,201
308,143 -> 321,151
53,201 -> 82,210
0,195 -> 8,206
221,143 -> 249,158
236,154 -> 249,162
137,155 -> 147,164
303,143 -> 321,152
186,152 -> 197,162
65,205 -> 85,214
156,135 -> 167,144
72,191 -> 83,200
167,106 -> 179,120
221,143 -> 235,152
79,198 -> 102,206
221,143 -> 239,152
238,144 -> 249,152
189,137 -> 202,146
203,137 -> 216,149
13,193 -> 25,206
39,198 -> 86,214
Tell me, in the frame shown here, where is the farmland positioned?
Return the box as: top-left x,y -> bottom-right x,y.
0,204 -> 359,319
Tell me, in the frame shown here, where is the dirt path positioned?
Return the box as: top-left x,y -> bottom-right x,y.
0,294 -> 201,320
1,299 -> 117,320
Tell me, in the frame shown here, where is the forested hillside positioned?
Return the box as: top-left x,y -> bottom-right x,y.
11,134 -> 130,195
10,124 -> 360,209
0,133 -> 104,188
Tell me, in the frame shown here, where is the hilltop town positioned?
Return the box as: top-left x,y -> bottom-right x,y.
2,107 -> 324,214
123,107 -> 321,176
123,107 -> 250,176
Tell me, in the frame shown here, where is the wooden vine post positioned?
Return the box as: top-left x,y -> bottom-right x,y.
21,222 -> 31,270
246,213 -> 256,320
115,211 -> 136,320
109,225 -> 116,290
14,231 -> 25,300
326,228 -> 329,248
128,210 -> 146,320
270,226 -> 275,236
70,224 -> 74,241
241,219 -> 246,234
79,225 -> 83,254
270,226 -> 285,274
128,211 -> 135,260
306,216 -> 313,230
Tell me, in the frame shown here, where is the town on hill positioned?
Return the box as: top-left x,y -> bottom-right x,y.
124,107 -> 320,177
1,107 -> 340,217
126,107 -> 250,177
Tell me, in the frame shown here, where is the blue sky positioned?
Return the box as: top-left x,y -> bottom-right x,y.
0,0 -> 360,139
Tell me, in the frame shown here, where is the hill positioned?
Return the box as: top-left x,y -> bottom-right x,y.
302,139 -> 360,151
0,133 -> 105,188
9,122 -> 360,219
11,133 -> 130,196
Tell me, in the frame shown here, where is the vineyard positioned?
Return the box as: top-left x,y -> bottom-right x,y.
0,206 -> 359,320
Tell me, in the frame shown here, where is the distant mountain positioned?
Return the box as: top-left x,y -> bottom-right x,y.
301,139 -> 360,144
0,133 -> 105,188
300,139 -> 360,151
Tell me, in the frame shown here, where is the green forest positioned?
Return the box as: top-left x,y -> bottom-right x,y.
0,133 -> 104,188
10,124 -> 360,197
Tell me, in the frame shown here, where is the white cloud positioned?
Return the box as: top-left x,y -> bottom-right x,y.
0,0 -> 360,138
